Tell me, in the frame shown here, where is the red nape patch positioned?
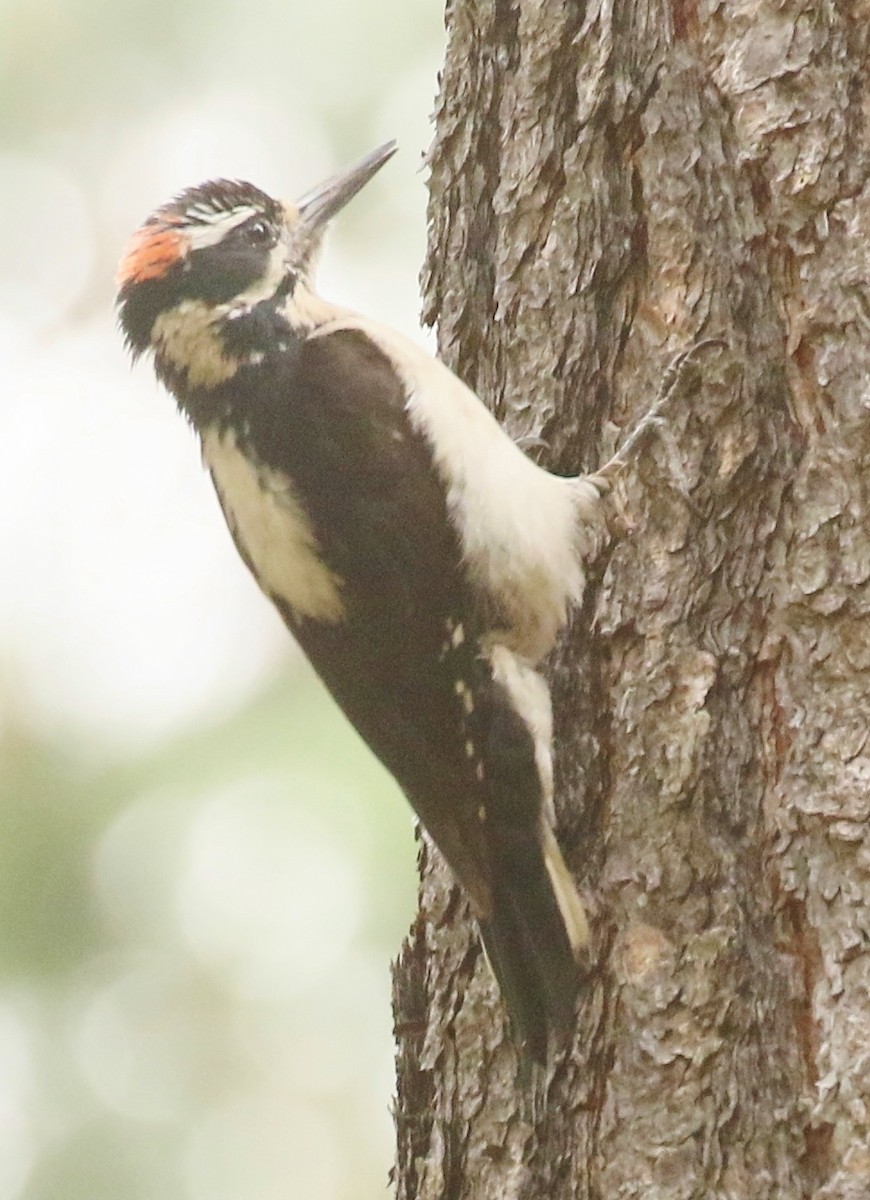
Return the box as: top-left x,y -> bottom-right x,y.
116,223 -> 187,286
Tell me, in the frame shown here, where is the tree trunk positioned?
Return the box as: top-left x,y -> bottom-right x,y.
391,4 -> 870,1198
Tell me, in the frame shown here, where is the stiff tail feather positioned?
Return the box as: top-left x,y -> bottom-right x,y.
479,823 -> 588,1064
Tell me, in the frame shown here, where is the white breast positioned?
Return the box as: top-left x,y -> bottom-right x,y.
201,428 -> 345,623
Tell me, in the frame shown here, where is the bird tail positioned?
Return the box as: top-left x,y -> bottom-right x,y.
479,823 -> 588,1064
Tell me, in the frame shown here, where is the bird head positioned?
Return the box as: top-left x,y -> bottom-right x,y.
116,141 -> 397,360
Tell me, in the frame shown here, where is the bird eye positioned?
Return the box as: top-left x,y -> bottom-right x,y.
245,218 -> 274,246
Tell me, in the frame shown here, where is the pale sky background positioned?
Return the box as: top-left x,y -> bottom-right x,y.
0,5 -> 439,749
0,2 -> 446,1197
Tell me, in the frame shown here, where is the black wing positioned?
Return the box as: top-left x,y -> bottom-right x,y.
219,326 -> 494,911
214,326 -> 581,1058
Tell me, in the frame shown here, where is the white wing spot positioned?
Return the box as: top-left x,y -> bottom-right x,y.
464,738 -> 475,759
454,679 -> 475,714
477,804 -> 486,823
475,762 -> 485,782
451,622 -> 465,648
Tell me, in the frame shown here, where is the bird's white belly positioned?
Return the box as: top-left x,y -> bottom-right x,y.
201,428 -> 345,623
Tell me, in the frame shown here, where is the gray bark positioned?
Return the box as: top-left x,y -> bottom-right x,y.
391,4 -> 870,1197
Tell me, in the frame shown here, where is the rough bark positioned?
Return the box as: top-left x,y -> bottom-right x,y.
391,3 -> 870,1198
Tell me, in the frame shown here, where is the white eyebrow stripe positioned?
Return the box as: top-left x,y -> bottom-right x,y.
186,205 -> 260,250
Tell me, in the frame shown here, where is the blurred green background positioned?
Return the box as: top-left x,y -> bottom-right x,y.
0,1 -> 444,1196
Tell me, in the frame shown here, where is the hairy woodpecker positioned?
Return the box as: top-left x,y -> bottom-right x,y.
116,142 -> 609,1064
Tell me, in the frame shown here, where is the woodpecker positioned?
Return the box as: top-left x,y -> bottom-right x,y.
116,142 -> 612,1063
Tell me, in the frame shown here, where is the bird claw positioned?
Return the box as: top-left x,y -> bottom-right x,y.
594,335 -> 727,486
